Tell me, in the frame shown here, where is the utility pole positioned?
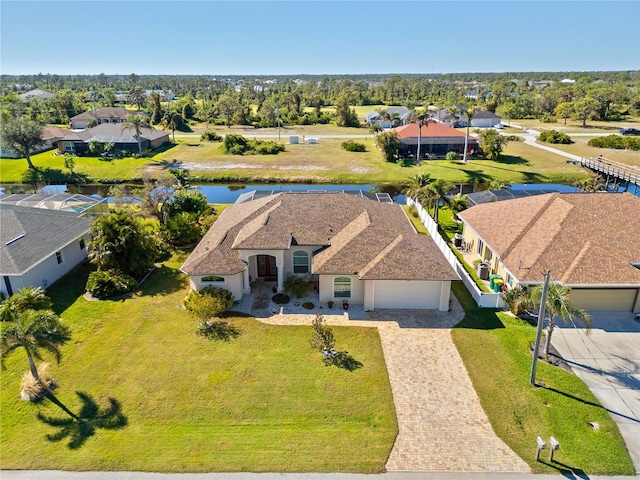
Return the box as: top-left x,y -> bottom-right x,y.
530,269 -> 551,386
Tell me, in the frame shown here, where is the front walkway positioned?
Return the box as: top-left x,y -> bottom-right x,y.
261,298 -> 529,472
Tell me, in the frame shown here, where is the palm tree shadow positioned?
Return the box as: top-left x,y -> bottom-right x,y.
37,391 -> 127,449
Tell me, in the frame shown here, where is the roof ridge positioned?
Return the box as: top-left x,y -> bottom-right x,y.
359,234 -> 404,278
312,211 -> 371,271
560,240 -> 591,284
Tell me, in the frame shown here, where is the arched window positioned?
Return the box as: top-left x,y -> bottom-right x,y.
334,276 -> 351,298
293,250 -> 309,274
202,275 -> 225,283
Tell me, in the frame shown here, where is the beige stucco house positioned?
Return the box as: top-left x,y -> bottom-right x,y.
457,192 -> 640,313
181,191 -> 458,311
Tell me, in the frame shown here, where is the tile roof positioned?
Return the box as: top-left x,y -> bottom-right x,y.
457,192 -> 640,285
181,192 -> 457,281
70,107 -> 138,121
393,122 -> 472,140
0,205 -> 92,275
60,123 -> 169,143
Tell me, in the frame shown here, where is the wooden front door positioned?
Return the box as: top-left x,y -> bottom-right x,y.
257,255 -> 277,278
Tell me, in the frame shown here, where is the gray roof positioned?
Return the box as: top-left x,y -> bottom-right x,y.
0,205 -> 92,275
182,192 -> 457,281
366,107 -> 411,120
70,107 -> 139,121
60,123 -> 169,143
466,188 -> 566,206
19,89 -> 54,100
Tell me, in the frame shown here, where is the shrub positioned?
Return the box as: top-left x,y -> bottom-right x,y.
222,134 -> 285,155
445,151 -> 458,161
310,312 -> 335,353
539,129 -> 573,144
341,140 -> 366,152
250,140 -> 285,155
183,286 -> 235,321
201,131 -> 222,142
283,275 -> 310,298
408,204 -> 419,218
302,302 -> 315,310
86,269 -> 137,299
588,135 -> 640,150
540,114 -> 557,123
271,293 -> 290,304
222,134 -> 251,154
501,287 -> 532,316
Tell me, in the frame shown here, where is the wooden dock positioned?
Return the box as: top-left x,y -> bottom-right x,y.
568,157 -> 640,193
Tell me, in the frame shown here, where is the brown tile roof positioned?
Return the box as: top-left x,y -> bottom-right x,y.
181,192 -> 457,281
70,107 -> 139,121
393,122 -> 472,139
457,192 -> 640,285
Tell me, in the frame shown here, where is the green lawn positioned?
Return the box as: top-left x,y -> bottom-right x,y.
515,117 -> 640,134
539,137 -> 640,168
0,254 -> 397,472
451,283 -> 635,475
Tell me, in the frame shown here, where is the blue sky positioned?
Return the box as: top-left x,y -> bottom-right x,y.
1,1 -> 638,75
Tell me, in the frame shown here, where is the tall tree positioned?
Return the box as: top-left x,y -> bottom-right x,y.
571,97 -> 599,127
555,102 -> 573,126
162,111 -> 184,142
375,131 -> 400,162
478,128 -> 509,161
408,110 -> 432,161
1,309 -> 71,386
427,179 -> 451,223
215,93 -> 238,128
530,282 -> 591,355
0,286 -> 52,323
404,172 -> 433,206
1,117 -> 45,169
121,115 -> 153,155
461,106 -> 477,163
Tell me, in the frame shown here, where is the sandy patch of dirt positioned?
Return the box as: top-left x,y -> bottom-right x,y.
177,162 -> 329,171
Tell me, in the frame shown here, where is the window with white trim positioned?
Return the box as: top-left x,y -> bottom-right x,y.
63,141 -> 75,152
292,250 -> 309,274
55,251 -> 63,265
334,276 -> 351,298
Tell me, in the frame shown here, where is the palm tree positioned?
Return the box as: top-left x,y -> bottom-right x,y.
162,111 -> 183,142
488,178 -> 510,190
121,115 -> 153,155
0,286 -> 52,322
462,107 -> 477,163
447,105 -> 459,127
1,309 -> 71,386
409,110 -> 432,161
530,282 -> 591,355
404,172 -> 432,206
447,193 -> 468,216
428,179 -> 451,223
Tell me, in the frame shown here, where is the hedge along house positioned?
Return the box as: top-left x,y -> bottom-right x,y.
181,191 -> 458,311
57,123 -> 169,155
457,192 -> 640,313
392,122 -> 479,159
0,204 -> 92,296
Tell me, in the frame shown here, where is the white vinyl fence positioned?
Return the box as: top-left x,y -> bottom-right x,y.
407,197 -> 505,309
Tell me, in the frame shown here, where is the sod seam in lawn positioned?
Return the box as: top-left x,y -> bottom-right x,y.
0,255 -> 397,473
450,282 -> 635,475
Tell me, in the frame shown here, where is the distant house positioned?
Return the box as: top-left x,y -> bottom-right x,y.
527,80 -> 553,89
457,192 -> 640,313
365,107 -> 411,128
560,78 -> 576,85
433,105 -> 501,128
69,107 -> 142,130
18,89 -> 54,101
1,126 -> 72,158
57,123 -> 169,155
181,191 -> 457,311
392,122 -> 479,159
144,89 -> 177,101
0,204 -> 92,296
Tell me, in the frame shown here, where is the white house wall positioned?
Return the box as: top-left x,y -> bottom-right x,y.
1,236 -> 88,295
191,273 -> 244,301
318,274 -> 364,304
283,246 -> 319,276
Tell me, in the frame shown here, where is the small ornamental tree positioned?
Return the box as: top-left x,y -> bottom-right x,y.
375,131 -> 400,162
183,286 -> 235,321
1,117 -> 45,169
310,312 -> 335,355
478,128 -> 509,161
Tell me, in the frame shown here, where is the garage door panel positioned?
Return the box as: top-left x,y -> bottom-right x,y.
374,280 -> 440,309
570,288 -> 638,312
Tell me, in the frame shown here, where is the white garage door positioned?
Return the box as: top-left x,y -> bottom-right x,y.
373,280 -> 442,309
570,288 -> 638,312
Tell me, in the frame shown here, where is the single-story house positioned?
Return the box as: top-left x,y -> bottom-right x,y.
392,122 -> 479,159
18,89 -> 54,101
465,188 -> 567,207
181,191 -> 458,311
57,123 -> 169,155
1,126 -> 72,158
0,204 -> 92,296
144,89 -> 177,101
433,105 -> 501,128
69,107 -> 141,129
365,107 -> 411,128
457,192 -> 640,313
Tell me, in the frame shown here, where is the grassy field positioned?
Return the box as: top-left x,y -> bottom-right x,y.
451,283 -> 635,475
514,117 -> 640,134
539,137 -> 640,167
0,254 -> 397,473
0,133 -> 591,186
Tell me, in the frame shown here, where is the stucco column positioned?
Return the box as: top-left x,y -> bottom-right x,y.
277,263 -> 284,292
243,268 -> 250,293
439,280 -> 451,312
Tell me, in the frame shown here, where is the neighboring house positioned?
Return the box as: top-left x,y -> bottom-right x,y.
18,89 -> 54,101
392,122 -> 479,159
433,105 -> 501,128
365,107 -> 411,128
144,89 -> 177,101
465,188 -> 568,207
0,193 -> 109,217
527,80 -> 553,89
457,192 -> 640,313
69,107 -> 141,129
181,192 -> 458,311
560,78 -> 576,85
0,126 -> 72,158
57,123 -> 169,155
0,204 -> 92,296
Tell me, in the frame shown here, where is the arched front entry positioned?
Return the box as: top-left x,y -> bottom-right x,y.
241,252 -> 284,295
256,255 -> 277,280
